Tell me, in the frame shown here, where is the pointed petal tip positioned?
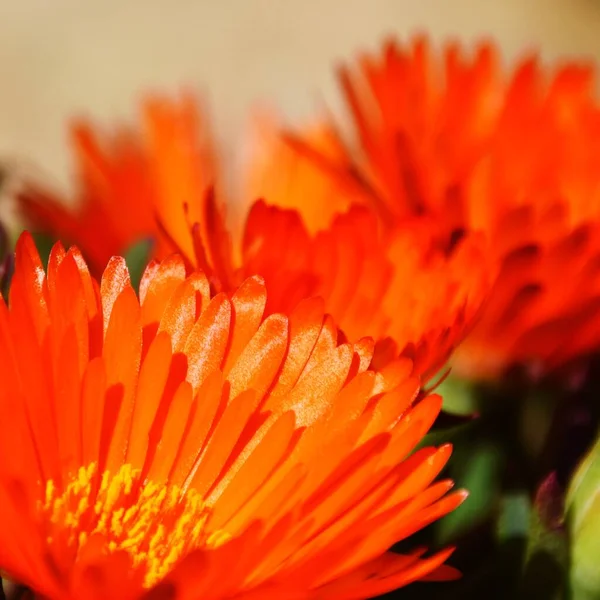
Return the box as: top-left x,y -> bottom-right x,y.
438,442 -> 454,453
15,230 -> 36,254
455,488 -> 470,503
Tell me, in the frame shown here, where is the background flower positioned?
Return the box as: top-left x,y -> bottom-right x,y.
18,93 -> 490,381
278,36 -> 600,380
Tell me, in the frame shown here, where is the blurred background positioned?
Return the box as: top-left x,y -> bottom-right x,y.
2,0 -> 600,190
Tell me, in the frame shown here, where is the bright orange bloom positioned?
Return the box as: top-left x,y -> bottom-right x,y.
277,35 -> 600,379
0,232 -> 463,599
19,94 -> 489,381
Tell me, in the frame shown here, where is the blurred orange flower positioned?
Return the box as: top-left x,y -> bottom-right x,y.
19,93 -> 489,380
282,36 -> 600,379
0,232 -> 464,598
20,121 -> 158,275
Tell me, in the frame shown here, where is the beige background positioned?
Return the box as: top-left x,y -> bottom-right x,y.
1,0 -> 600,190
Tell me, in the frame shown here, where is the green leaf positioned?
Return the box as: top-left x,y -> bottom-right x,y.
497,492 -> 531,542
519,389 -> 560,463
437,441 -> 503,544
436,375 -> 481,416
124,238 -> 154,292
566,435 -> 600,599
520,503 -> 567,599
31,232 -> 56,269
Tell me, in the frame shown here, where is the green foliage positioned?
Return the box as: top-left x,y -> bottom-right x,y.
123,238 -> 154,292
31,232 -> 56,270
384,372 -> 589,600
566,437 -> 600,599
438,441 -> 504,543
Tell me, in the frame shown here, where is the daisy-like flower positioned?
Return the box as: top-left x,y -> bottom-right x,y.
18,94 -> 490,380
0,231 -> 464,599
279,35 -> 600,380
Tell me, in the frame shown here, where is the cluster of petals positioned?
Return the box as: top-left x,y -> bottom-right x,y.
20,92 -> 489,380
272,35 -> 600,379
0,233 -> 464,598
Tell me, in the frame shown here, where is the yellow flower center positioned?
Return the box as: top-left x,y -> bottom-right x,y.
40,463 -> 229,587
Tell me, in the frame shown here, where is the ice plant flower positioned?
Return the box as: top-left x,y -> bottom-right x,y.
0,232 -> 464,599
18,94 -> 490,381
243,114 -> 368,234
279,35 -> 600,380
19,123 -> 157,276
19,95 -> 217,277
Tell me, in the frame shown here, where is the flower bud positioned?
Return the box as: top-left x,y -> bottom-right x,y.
566,437 -> 600,598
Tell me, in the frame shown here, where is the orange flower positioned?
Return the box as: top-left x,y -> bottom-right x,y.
19,93 -> 488,381
243,114 -> 365,234
329,36 -> 502,225
0,232 -> 463,599
20,122 -> 158,276
279,35 -> 600,379
146,100 -> 489,379
19,94 -> 217,277
450,48 -> 600,378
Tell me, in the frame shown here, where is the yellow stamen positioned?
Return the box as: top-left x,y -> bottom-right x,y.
39,463 -> 229,587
